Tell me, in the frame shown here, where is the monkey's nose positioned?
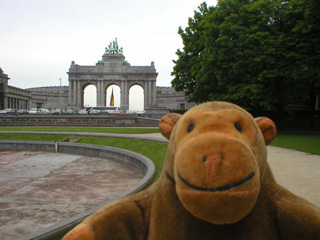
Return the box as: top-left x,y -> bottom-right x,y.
203,153 -> 224,164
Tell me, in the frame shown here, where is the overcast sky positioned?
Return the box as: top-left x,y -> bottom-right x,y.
1,0 -> 217,109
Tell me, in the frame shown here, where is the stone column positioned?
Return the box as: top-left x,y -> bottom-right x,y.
152,80 -> 157,106
120,81 -> 123,108
68,80 -> 72,105
148,81 -> 152,107
119,81 -> 128,110
144,82 -> 148,108
4,96 -> 7,109
73,81 -> 77,105
74,81 -> 77,106
101,81 -> 103,106
101,82 -> 105,106
124,81 -> 129,110
97,81 -> 101,106
101,81 -> 104,106
77,81 -> 81,108
102,82 -> 106,106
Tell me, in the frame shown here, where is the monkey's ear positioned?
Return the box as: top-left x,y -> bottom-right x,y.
159,113 -> 182,139
255,117 -> 277,145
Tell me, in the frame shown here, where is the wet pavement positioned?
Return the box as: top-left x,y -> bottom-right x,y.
0,151 -> 143,240
267,146 -> 320,208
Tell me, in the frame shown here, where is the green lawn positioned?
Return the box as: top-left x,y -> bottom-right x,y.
270,133 -> 320,155
0,126 -> 159,134
0,131 -> 319,181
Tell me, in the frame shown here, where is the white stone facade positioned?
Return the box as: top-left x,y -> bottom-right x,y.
0,68 -> 31,110
68,53 -> 158,111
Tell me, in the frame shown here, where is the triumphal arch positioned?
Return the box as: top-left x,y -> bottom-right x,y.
67,39 -> 158,111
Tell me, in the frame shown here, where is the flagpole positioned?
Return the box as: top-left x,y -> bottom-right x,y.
110,87 -> 114,106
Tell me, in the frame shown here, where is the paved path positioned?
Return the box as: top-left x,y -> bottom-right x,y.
267,146 -> 320,207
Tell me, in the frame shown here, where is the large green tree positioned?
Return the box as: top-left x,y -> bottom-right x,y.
172,0 -> 320,113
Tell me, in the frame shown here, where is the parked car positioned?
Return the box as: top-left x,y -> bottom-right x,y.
52,109 -> 62,114
29,108 -> 39,114
134,110 -> 146,116
92,106 -> 121,114
125,110 -> 134,114
65,109 -> 75,114
78,109 -> 88,115
17,109 -> 29,114
4,108 -> 17,114
89,109 -> 100,115
0,109 -> 7,114
39,108 -> 50,114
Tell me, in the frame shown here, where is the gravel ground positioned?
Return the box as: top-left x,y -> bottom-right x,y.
0,151 -> 143,240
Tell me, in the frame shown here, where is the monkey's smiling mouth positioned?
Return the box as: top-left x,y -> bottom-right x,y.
178,172 -> 255,192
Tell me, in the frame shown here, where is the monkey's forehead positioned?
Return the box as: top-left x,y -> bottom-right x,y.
192,101 -> 245,111
184,102 -> 253,119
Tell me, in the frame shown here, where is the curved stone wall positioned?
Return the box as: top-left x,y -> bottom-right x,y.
0,140 -> 156,240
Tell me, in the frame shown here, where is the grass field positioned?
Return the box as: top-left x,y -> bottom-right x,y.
0,129 -> 319,181
0,127 -> 318,155
270,133 -> 320,155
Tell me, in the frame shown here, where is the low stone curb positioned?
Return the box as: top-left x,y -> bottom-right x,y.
0,140 -> 157,240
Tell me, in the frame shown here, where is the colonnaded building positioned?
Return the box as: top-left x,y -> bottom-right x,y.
0,39 -> 196,117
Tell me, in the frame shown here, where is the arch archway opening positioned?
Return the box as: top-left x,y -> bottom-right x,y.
106,85 -> 120,107
83,84 -> 97,107
129,85 -> 144,111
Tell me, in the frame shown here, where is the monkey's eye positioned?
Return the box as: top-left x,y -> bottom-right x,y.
234,122 -> 243,133
187,123 -> 195,132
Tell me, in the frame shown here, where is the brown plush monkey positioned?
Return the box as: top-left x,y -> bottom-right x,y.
63,101 -> 320,240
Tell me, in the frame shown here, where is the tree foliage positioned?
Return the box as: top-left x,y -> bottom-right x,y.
172,0 -> 320,113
